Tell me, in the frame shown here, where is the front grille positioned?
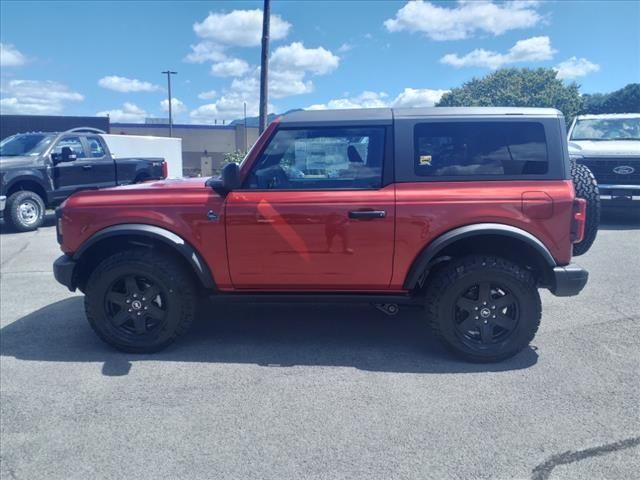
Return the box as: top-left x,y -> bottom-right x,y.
581,157 -> 640,185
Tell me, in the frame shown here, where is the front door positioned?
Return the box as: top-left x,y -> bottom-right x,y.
52,135 -> 116,202
226,126 -> 395,290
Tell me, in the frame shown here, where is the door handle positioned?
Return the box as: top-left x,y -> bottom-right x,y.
348,210 -> 386,220
82,165 -> 93,170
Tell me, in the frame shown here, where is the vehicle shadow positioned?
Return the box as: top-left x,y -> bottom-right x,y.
599,208 -> 640,230
0,212 -> 56,234
0,297 -> 538,376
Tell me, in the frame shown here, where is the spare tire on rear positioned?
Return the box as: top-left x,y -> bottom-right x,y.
571,162 -> 600,256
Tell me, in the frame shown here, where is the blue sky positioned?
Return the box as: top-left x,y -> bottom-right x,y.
1,0 -> 638,124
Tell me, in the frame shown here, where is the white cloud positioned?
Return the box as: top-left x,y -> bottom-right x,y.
270,42 -> 339,75
440,36 -> 556,69
384,0 -> 543,41
184,42 -> 227,64
190,92 -> 273,124
307,88 -> 448,110
198,90 -> 217,100
96,102 -> 148,123
0,79 -> 83,115
98,76 -> 161,93
308,91 -> 389,110
160,97 -> 186,114
193,9 -> 291,47
554,56 -> 600,80
211,58 -> 250,77
0,43 -> 27,67
338,43 -> 353,53
392,88 -> 449,108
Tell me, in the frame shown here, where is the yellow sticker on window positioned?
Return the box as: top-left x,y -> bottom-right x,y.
419,154 -> 432,165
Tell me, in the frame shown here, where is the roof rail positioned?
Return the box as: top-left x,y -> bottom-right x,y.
64,127 -> 106,134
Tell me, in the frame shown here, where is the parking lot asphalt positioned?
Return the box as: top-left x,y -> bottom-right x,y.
1,211 -> 639,480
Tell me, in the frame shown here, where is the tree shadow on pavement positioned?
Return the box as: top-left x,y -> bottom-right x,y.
0,297 -> 538,376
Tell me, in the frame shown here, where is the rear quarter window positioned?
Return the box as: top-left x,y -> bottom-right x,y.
414,122 -> 548,178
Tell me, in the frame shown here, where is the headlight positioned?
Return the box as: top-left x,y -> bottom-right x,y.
569,153 -> 584,163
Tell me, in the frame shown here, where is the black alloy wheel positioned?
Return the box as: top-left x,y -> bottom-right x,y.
104,274 -> 167,339
454,281 -> 519,348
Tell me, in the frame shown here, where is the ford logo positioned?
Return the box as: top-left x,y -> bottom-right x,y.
613,166 -> 635,175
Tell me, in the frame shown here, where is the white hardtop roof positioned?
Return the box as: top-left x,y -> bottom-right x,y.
576,113 -> 640,120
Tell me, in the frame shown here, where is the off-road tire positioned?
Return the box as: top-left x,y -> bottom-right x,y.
85,248 -> 196,353
5,190 -> 45,232
425,255 -> 541,363
571,162 -> 600,256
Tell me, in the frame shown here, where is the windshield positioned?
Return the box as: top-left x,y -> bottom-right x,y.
0,134 -> 56,157
570,117 -> 640,141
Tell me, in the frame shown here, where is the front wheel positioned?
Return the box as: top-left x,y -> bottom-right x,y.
5,190 -> 45,232
425,256 -> 541,363
85,248 -> 196,353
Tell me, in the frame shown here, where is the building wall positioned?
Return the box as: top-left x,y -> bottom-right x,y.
110,123 -> 260,176
0,114 -> 110,140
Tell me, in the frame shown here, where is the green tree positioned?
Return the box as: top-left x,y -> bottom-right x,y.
581,83 -> 640,114
437,68 -> 583,124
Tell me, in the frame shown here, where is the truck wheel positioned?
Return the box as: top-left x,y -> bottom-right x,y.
425,255 -> 541,363
5,190 -> 45,232
85,248 -> 196,353
571,162 -> 600,256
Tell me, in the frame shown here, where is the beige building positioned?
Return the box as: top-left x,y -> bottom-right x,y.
110,122 -> 260,177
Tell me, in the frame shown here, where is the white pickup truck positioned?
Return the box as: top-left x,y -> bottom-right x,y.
568,113 -> 640,208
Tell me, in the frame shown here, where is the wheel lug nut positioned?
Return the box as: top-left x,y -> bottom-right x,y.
484,320 -> 488,324
492,315 -> 496,318
125,299 -> 131,304
483,302 -> 487,305
474,316 -> 479,320
133,294 -> 137,298
474,307 -> 479,311
142,297 -> 146,301
144,306 -> 148,310
128,309 -> 132,312
491,305 -> 496,310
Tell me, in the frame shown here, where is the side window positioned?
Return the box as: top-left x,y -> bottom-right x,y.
52,136 -> 86,159
86,136 -> 105,158
414,122 -> 548,177
245,127 -> 385,190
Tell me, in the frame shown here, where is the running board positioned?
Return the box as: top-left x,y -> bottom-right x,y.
208,293 -> 424,305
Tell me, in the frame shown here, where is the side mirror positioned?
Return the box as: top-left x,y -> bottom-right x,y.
60,146 -> 77,163
206,162 -> 240,195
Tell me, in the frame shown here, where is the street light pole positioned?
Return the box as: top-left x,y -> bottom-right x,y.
161,70 -> 177,137
258,0 -> 270,134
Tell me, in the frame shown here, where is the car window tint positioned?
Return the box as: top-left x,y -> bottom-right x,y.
414,122 -> 548,177
245,127 -> 385,190
86,136 -> 105,158
52,136 -> 86,158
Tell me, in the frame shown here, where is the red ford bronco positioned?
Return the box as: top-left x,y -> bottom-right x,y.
53,108 -> 596,362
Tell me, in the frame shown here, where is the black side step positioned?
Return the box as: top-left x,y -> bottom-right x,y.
208,293 -> 424,305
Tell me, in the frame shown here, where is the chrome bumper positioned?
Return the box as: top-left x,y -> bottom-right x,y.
598,184 -> 640,202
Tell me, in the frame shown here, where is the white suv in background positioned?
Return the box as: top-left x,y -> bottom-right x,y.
568,113 -> 640,208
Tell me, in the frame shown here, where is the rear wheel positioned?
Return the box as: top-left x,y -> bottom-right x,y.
5,190 -> 45,232
425,255 -> 541,362
571,162 -> 600,256
85,248 -> 196,353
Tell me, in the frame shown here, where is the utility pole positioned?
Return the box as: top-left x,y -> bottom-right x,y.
244,102 -> 248,152
161,70 -> 177,137
258,0 -> 270,134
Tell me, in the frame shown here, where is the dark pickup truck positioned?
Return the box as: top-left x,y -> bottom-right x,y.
0,127 -> 166,231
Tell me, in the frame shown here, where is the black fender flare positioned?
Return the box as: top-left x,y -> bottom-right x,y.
5,171 -> 51,200
403,223 -> 557,289
74,223 -> 215,289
